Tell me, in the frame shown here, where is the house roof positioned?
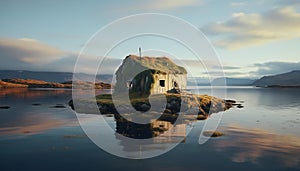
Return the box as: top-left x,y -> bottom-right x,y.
117,55 -> 187,74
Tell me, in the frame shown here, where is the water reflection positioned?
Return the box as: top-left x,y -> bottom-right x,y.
214,125 -> 300,167
0,88 -> 70,99
0,89 -> 77,136
0,114 -> 71,136
112,113 -> 188,154
73,112 -> 190,159
1,88 -> 300,170
115,115 -> 186,141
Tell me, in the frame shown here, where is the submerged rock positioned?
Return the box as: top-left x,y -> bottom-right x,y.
202,131 -> 225,137
51,104 -> 66,108
196,114 -> 208,120
0,106 -> 10,109
237,105 -> 244,108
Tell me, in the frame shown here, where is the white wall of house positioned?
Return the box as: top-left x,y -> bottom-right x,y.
151,73 -> 187,94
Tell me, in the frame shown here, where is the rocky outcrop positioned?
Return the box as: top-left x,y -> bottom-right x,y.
0,80 -> 28,88
69,93 -> 237,120
2,79 -> 70,88
62,80 -> 112,89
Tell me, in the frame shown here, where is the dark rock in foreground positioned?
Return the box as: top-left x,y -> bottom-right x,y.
0,106 -> 11,109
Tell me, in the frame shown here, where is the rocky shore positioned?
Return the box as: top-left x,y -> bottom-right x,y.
69,93 -> 239,120
0,78 -> 112,89
0,80 -> 28,88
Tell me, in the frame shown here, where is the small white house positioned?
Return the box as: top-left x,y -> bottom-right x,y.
115,55 -> 187,94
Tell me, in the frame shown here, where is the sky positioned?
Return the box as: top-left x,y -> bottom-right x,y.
0,0 -> 300,79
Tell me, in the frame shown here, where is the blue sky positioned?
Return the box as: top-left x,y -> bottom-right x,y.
0,0 -> 300,78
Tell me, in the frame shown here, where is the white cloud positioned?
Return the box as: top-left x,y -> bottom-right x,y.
231,12 -> 245,17
0,38 -> 65,64
143,0 -> 201,10
18,38 -> 39,42
0,38 -> 124,74
114,0 -> 202,12
202,6 -> 300,49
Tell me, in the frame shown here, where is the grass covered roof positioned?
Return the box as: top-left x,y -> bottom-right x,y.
117,55 -> 187,74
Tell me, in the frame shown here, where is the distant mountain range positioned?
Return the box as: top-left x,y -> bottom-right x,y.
187,77 -> 211,86
187,77 -> 255,86
191,71 -> 300,87
0,70 -> 113,83
211,77 -> 255,86
253,70 -> 300,87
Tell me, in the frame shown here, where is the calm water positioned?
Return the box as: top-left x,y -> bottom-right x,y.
0,87 -> 300,171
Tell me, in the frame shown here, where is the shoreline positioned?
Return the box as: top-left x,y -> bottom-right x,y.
0,78 -> 112,89
69,92 -> 240,121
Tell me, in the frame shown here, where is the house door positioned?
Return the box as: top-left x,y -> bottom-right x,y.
173,81 -> 178,88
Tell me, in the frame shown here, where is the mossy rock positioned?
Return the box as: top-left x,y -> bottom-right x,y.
202,131 -> 225,137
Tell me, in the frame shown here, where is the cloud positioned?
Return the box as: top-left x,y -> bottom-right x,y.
0,38 -> 125,74
215,65 -> 241,70
114,0 -> 202,12
143,0 -> 201,10
176,59 -> 240,69
202,6 -> 300,49
0,38 -> 65,64
54,53 -> 123,74
172,59 -> 245,78
251,61 -> 300,76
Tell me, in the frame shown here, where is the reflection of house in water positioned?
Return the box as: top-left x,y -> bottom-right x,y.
151,120 -> 186,143
115,54 -> 187,95
115,115 -> 186,143
115,117 -> 153,139
115,118 -> 187,153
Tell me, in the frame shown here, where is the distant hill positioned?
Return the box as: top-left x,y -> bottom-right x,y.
187,77 -> 255,86
211,77 -> 255,86
187,77 -> 211,86
0,80 -> 28,88
0,70 -> 113,83
1,78 -> 71,88
253,70 -> 300,87
0,78 -> 112,89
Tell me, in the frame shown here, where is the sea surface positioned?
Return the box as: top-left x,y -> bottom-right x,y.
0,87 -> 299,171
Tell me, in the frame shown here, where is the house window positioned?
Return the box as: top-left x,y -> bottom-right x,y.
173,81 -> 178,88
126,81 -> 132,89
159,80 -> 165,87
